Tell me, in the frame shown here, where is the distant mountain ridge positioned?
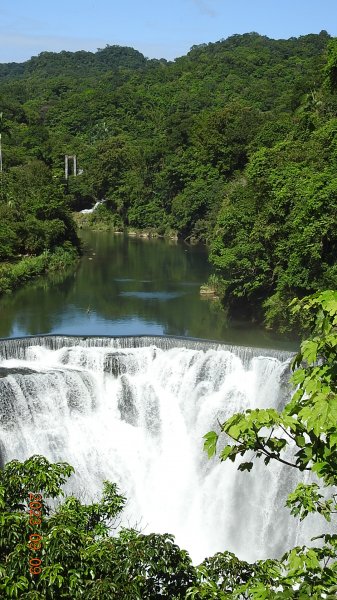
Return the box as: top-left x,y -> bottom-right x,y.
0,44 -> 151,81
0,30 -> 330,83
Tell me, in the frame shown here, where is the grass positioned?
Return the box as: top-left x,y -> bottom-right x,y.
0,245 -> 79,296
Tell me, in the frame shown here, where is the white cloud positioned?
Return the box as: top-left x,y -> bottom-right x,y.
190,0 -> 218,17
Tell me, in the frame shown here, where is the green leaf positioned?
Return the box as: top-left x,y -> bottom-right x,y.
329,432 -> 337,448
295,435 -> 305,447
325,298 -> 337,316
292,369 -> 306,385
238,462 -> 253,472
301,340 -> 318,364
220,445 -> 234,461
203,431 -> 218,458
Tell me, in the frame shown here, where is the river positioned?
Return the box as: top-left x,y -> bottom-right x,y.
0,231 -> 298,350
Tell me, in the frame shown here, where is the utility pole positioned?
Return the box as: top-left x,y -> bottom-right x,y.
64,155 -> 77,179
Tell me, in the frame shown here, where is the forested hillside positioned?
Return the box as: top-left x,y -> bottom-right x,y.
1,31 -> 336,326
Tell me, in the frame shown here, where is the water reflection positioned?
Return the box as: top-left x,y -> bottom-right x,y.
0,231 -> 298,350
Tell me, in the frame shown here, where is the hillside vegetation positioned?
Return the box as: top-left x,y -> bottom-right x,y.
1,31 -> 337,326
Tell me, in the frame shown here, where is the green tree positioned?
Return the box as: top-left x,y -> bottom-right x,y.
0,455 -> 196,599
193,101 -> 262,176
325,39 -> 337,92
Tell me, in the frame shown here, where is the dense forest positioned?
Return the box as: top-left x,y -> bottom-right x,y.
1,31 -> 337,327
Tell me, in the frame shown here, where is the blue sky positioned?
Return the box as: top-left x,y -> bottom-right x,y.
1,0 -> 337,63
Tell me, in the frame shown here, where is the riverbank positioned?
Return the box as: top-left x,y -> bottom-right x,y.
0,244 -> 79,296
73,211 -> 179,240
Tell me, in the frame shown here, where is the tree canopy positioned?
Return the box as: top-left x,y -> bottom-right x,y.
0,455 -> 196,599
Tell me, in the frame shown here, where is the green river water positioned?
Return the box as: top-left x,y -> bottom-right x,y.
0,231 -> 298,350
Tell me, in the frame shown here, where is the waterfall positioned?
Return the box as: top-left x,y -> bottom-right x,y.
0,335 -> 320,563
80,198 -> 106,214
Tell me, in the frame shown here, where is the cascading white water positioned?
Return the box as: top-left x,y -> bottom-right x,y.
0,335 -> 320,563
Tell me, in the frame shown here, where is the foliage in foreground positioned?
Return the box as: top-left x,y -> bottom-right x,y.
202,290 -> 337,598
0,456 -> 196,599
